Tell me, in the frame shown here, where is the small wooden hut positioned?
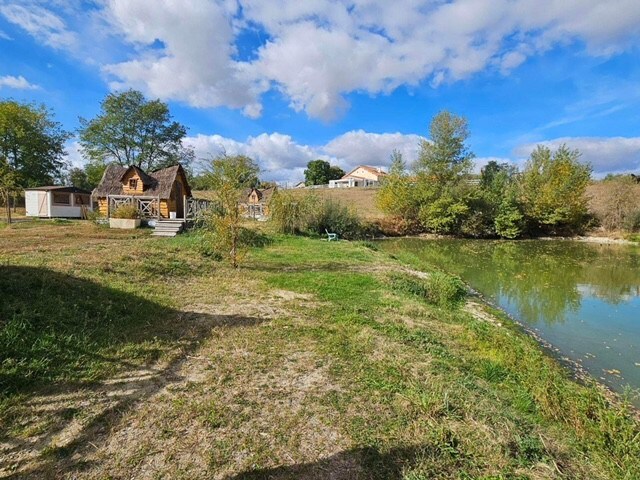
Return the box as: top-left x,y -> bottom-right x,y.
240,187 -> 276,219
93,164 -> 192,219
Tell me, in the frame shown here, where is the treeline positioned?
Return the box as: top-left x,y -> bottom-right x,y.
377,111 -> 593,238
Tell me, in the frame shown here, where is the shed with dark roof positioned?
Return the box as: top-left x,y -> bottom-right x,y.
92,164 -> 192,218
25,186 -> 93,218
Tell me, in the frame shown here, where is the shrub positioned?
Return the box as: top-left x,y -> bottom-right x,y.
391,272 -> 466,308
270,193 -> 364,240
111,204 -> 139,219
269,191 -> 313,234
308,199 -> 362,240
86,209 -> 106,225
495,202 -> 525,239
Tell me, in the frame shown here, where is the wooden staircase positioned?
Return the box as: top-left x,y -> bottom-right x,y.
151,220 -> 185,237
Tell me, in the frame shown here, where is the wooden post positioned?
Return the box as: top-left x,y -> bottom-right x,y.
107,195 -> 110,218
183,195 -> 187,220
157,195 -> 160,220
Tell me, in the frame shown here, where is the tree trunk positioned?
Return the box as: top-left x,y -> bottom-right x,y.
4,191 -> 12,226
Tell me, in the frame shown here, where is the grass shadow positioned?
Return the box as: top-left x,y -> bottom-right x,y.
0,265 -> 269,477
225,444 -> 432,480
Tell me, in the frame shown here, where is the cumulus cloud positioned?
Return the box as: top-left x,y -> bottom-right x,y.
21,0 -> 637,120
323,130 -> 423,170
0,75 -> 39,90
514,137 -> 640,174
101,0 -> 262,115
12,1 -> 640,120
183,130 -> 423,182
0,2 -> 77,49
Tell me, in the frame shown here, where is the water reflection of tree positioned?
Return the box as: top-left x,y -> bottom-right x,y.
385,239 -> 640,325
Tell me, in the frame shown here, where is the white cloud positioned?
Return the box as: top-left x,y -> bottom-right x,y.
0,75 -> 39,90
64,141 -> 85,169
0,29 -> 11,40
12,1 -> 640,120
323,130 -> 423,170
514,137 -> 640,174
101,0 -> 262,114
0,2 -> 77,49
183,129 -> 423,182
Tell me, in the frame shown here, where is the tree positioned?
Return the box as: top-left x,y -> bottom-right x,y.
202,154 -> 260,268
67,167 -> 91,190
79,90 -> 190,172
84,162 -> 108,189
415,110 -> 474,185
414,111 -> 475,234
377,150 -> 418,220
304,159 -> 344,185
521,144 -> 592,233
0,100 -> 69,187
0,157 -> 18,224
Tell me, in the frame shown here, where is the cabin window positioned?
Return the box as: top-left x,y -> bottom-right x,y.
128,178 -> 138,190
52,192 -> 70,205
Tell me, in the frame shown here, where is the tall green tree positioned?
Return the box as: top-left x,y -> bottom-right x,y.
78,90 -> 192,172
0,100 -> 69,187
67,167 -> 92,190
415,110 -> 475,234
202,154 -> 260,268
521,144 -> 592,233
415,110 -> 474,185
0,157 -> 18,224
304,159 -> 344,185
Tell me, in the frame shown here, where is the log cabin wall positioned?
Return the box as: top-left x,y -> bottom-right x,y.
122,170 -> 145,195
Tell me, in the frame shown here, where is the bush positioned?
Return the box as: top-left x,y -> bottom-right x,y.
111,204 -> 139,219
269,191 -> 313,234
391,272 -> 466,308
495,202 -> 525,239
86,209 -> 106,225
624,210 -> 640,232
308,199 -> 362,240
269,193 -> 364,240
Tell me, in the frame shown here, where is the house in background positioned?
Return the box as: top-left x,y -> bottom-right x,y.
92,164 -> 191,219
25,186 -> 93,218
240,187 -> 276,219
329,165 -> 387,188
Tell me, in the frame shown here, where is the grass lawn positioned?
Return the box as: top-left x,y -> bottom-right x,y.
0,221 -> 639,479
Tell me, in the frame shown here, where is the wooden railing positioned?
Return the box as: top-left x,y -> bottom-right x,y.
108,195 -> 215,220
108,195 -> 160,219
185,196 -> 215,220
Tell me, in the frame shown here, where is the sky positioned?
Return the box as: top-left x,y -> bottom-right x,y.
1,0 -> 639,183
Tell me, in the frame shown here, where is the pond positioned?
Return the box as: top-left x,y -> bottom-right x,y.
380,238 -> 640,401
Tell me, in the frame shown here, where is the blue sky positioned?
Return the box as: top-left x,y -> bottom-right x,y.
1,0 -> 639,182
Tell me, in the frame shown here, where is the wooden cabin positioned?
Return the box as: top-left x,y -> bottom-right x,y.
92,164 -> 192,219
240,187 -> 275,219
25,186 -> 93,218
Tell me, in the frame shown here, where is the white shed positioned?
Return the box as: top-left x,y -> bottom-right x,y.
25,186 -> 93,218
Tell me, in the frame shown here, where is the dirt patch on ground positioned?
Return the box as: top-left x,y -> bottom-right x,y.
1,284 -> 351,479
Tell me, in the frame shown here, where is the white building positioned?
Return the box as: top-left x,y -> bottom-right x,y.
25,186 -> 93,218
329,165 -> 387,188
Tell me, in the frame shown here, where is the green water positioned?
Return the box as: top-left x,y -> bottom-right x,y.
381,238 -> 640,399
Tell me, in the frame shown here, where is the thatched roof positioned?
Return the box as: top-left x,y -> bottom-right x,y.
240,187 -> 276,204
93,164 -> 191,199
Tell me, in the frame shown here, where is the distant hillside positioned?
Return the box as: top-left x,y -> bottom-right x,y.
289,187 -> 383,220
